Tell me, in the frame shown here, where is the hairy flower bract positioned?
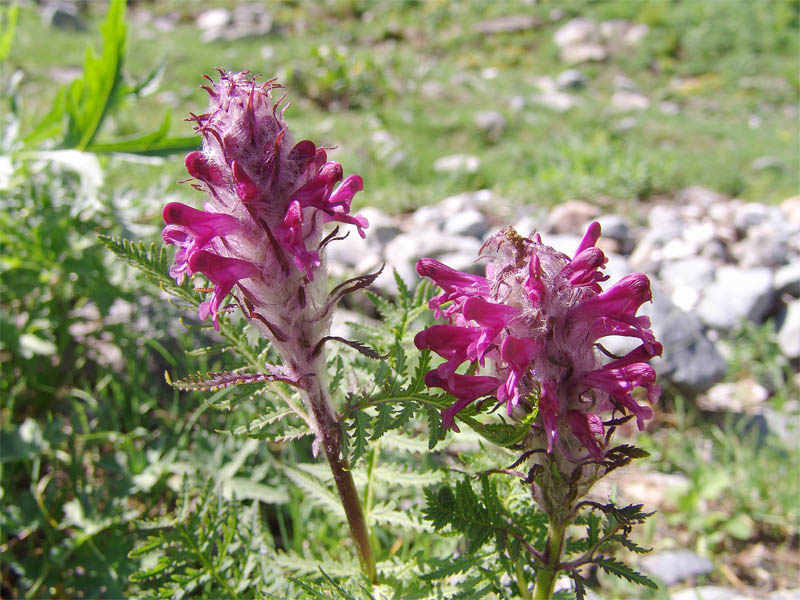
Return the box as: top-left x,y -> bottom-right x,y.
415,224 -> 662,462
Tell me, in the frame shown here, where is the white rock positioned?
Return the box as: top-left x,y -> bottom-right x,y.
639,550 -> 713,587
734,202 -> 775,232
410,204 -> 447,230
560,43 -> 608,65
196,8 -> 230,30
433,154 -> 480,174
781,195 -> 800,224
553,18 -> 600,47
778,300 -> 800,358
474,110 -> 506,141
696,266 -> 774,330
775,262 -> 800,297
546,200 -> 600,234
441,189 -> 502,214
610,90 -> 650,111
641,284 -> 727,392
660,257 -> 716,311
443,209 -> 488,239
698,379 -> 769,413
600,20 -> 648,46
675,186 -> 729,209
531,90 -> 579,112
556,69 -> 587,89
670,587 -> 748,600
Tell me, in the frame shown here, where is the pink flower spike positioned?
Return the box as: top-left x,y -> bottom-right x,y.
188,250 -> 258,330
185,151 -> 226,187
577,272 -> 652,321
417,259 -> 491,318
539,380 -> 560,453
566,411 -> 605,460
274,200 -> 321,279
425,371 -> 501,431
414,325 -> 481,378
162,203 -> 243,285
498,336 -> 539,412
582,362 -> 657,428
560,247 -> 608,290
574,221 -> 602,257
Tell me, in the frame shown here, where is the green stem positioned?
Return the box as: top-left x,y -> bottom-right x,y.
307,381 -> 378,584
515,557 -> 532,600
532,518 -> 567,600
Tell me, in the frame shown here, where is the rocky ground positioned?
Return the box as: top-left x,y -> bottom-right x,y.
325,188 -> 800,599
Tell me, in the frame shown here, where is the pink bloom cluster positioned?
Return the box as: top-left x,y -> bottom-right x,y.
162,71 -> 367,330
415,225 -> 661,461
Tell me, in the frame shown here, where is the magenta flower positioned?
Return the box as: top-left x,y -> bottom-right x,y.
161,72 -> 379,579
414,225 -> 661,462
162,70 -> 368,330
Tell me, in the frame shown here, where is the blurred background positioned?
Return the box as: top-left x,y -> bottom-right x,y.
1,1 -> 798,598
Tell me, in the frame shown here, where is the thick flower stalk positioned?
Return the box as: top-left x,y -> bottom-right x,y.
162,71 -> 376,581
415,224 -> 661,598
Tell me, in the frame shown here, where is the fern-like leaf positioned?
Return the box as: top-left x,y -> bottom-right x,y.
594,556 -> 658,589
170,370 -> 296,392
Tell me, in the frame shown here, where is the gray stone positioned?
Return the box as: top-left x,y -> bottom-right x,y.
42,1 -> 86,30
660,101 -> 681,115
695,266 -> 774,330
638,549 -> 713,587
768,588 -> 800,600
196,8 -> 230,31
538,234 -> 582,257
441,189 -> 503,215
768,584 -> 800,600
595,214 -> 633,254
556,69 -> 588,89
531,90 -> 579,112
777,300 -> 800,358
775,262 -> 800,297
734,223 -> 793,268
474,110 -> 506,142
675,186 -> 729,210
600,20 -> 649,47
613,74 -> 639,91
670,586 -> 747,600
410,204 -> 447,230
472,14 -> 542,34
697,379 -> 769,414
611,90 -> 650,111
781,195 -> 800,225
377,232 -> 482,295
443,209 -> 488,239
546,200 -> 600,234
433,154 -> 480,174
751,155 -> 786,172
733,202 -> 775,233
659,257 -> 715,312
560,43 -> 608,65
553,18 -> 601,48
359,207 -> 400,246
641,288 -> 727,393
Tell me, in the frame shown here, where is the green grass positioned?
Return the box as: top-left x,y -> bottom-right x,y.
7,0 -> 798,213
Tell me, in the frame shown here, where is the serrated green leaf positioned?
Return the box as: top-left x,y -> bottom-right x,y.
221,477 -> 289,505
283,467 -> 345,520
65,0 -> 128,150
369,502 -> 433,532
594,556 -> 658,589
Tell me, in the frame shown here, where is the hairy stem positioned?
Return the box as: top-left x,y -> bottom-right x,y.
306,380 -> 377,583
532,518 -> 567,600
516,556 -> 532,600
